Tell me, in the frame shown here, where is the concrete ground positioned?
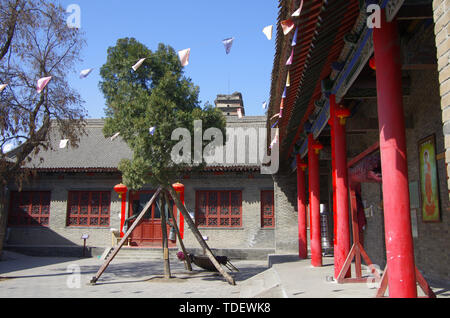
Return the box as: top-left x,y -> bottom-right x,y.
0,251 -> 449,298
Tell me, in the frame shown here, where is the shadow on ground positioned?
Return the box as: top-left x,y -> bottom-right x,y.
78,260 -> 268,286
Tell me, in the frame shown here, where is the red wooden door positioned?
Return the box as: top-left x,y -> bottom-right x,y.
128,191 -> 175,247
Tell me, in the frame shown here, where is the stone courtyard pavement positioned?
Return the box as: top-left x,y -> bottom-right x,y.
0,251 -> 449,298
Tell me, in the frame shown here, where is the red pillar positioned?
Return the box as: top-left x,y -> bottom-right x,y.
329,117 -> 338,257
373,10 -> 417,298
330,95 -> 351,279
120,194 -> 127,237
296,154 -> 308,259
308,134 -> 322,267
173,183 -> 185,239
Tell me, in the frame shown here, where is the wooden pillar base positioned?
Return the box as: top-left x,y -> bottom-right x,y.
376,265 -> 436,298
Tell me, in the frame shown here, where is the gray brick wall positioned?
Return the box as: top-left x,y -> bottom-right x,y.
181,173 -> 275,250
6,174 -> 123,248
433,0 -> 450,196
273,173 -> 299,254
5,172 -> 275,254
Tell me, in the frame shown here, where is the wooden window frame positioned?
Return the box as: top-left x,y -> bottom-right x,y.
261,190 -> 275,228
195,190 -> 242,228
67,191 -> 111,227
8,191 -> 51,227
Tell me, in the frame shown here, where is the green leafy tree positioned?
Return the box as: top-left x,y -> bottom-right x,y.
99,38 -> 225,189
98,38 -> 235,285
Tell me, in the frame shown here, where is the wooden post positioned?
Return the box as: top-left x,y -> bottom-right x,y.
164,190 -> 192,271
166,185 -> 236,285
160,195 -> 171,279
90,188 -> 162,284
336,185 -> 379,284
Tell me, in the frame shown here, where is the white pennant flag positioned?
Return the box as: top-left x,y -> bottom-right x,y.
178,48 -> 191,67
59,139 -> 69,149
262,101 -> 268,110
110,132 -> 120,141
0,84 -> 7,93
79,68 -> 94,79
132,58 -> 146,71
263,25 -> 273,40
222,38 -> 235,55
281,19 -> 295,35
270,130 -> 279,149
37,76 -> 52,93
292,0 -> 304,17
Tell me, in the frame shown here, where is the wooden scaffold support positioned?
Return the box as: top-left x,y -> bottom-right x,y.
90,185 -> 236,286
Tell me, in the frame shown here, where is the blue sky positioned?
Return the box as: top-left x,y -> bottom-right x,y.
59,0 -> 278,118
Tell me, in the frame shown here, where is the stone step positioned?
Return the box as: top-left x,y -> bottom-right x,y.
239,267 -> 287,298
102,247 -> 180,260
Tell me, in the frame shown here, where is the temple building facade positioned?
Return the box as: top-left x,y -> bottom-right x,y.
4,94 -> 276,259
267,0 -> 449,297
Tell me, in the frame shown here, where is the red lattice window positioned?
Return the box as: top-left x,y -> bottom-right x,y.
8,191 -> 51,227
67,191 -> 111,227
261,190 -> 275,228
196,190 -> 242,228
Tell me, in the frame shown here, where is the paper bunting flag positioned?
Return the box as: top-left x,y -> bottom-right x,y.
110,132 -> 120,141
132,58 -> 146,71
271,120 -> 279,129
291,27 -> 299,46
286,49 -> 294,66
262,101 -> 268,110
0,84 -> 7,93
3,143 -> 13,153
59,139 -> 69,149
178,48 -> 190,67
149,127 -> 156,136
292,0 -> 304,17
237,108 -> 243,119
37,76 -> 52,93
281,19 -> 295,35
271,113 -> 280,120
270,130 -> 279,149
282,87 -> 287,99
286,72 -> 291,87
263,25 -> 273,40
79,68 -> 94,79
222,38 -> 234,55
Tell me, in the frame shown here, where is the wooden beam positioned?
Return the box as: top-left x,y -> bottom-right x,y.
397,5 -> 433,20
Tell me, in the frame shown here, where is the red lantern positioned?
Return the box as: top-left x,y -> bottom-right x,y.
299,162 -> 308,171
114,183 -> 128,199
369,57 -> 376,70
312,142 -> 323,154
336,107 -> 351,125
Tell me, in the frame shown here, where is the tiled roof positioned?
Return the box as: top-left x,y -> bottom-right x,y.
268,0 -> 361,162
13,116 -> 267,172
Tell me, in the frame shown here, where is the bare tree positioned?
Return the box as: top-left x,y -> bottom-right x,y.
0,0 -> 87,258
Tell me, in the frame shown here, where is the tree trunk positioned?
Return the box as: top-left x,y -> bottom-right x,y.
164,190 -> 192,271
160,195 -> 171,279
166,185 -> 235,285
0,185 -> 7,260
